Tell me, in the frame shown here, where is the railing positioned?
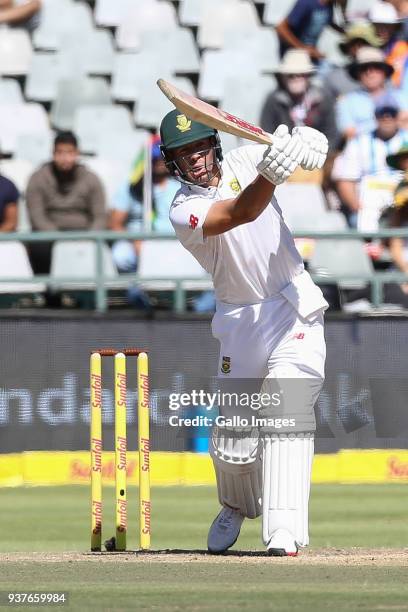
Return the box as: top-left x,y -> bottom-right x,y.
1,229 -> 408,312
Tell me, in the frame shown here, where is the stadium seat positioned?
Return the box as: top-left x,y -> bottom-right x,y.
198,1 -> 260,49
219,133 -> 241,153
0,78 -> 23,104
223,28 -> 280,72
50,78 -> 111,131
179,0 -> 226,27
0,159 -> 34,194
84,157 -> 128,204
116,1 -> 178,51
112,52 -> 173,101
59,30 -> 116,76
275,183 -> 327,221
137,240 -> 212,292
95,0 -> 133,27
134,77 -> 195,129
0,103 -> 49,155
0,242 -> 45,294
0,28 -> 32,76
198,49 -> 259,101
74,105 -> 133,154
263,0 -> 296,25
220,75 -> 276,126
15,132 -> 53,166
33,1 -> 94,50
140,28 -> 200,75
309,239 -> 374,291
96,129 -> 149,169
25,53 -> 87,103
50,240 -> 119,290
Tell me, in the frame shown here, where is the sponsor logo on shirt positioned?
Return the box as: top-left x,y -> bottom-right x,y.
229,178 -> 241,194
176,114 -> 192,132
189,214 -> 199,229
221,356 -> 231,374
293,332 -> 305,340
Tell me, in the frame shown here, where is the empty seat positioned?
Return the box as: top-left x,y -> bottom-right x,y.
0,103 -> 49,155
199,49 -> 259,101
221,75 -> 276,126
0,78 -> 23,104
15,132 -> 53,166
59,30 -> 116,76
134,77 -> 195,129
95,0 -> 133,26
33,1 -> 94,50
0,242 -> 45,294
275,183 -> 327,228
25,53 -> 87,102
116,1 -> 178,51
112,52 -> 173,101
223,28 -> 280,72
0,159 -> 34,193
309,240 -> 374,290
0,28 -> 32,76
84,157 -> 128,204
140,28 -> 200,75
198,0 -> 260,49
137,240 -> 212,291
50,78 -> 111,131
263,0 -> 296,25
96,129 -> 149,168
50,240 -> 119,290
74,105 -> 133,154
179,0 -> 226,27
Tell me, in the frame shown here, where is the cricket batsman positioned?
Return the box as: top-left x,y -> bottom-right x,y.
160,110 -> 329,556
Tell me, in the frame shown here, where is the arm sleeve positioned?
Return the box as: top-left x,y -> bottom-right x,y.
286,0 -> 311,29
88,175 -> 107,230
26,174 -> 57,230
169,197 -> 213,251
3,178 -> 19,204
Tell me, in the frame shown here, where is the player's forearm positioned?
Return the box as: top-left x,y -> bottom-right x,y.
231,175 -> 276,224
0,0 -> 40,23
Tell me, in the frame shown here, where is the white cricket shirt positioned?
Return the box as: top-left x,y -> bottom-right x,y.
170,145 -> 327,318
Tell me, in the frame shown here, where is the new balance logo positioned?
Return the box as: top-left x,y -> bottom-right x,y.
293,332 -> 305,340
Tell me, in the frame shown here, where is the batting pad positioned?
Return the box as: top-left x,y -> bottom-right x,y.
262,433 -> 314,547
210,425 -> 262,519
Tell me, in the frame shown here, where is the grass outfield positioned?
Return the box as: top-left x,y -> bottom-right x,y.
0,485 -> 407,611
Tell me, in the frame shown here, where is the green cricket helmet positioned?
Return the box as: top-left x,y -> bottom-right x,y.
159,109 -> 223,185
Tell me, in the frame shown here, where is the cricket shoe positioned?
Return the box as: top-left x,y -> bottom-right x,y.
267,528 -> 299,557
207,507 -> 244,553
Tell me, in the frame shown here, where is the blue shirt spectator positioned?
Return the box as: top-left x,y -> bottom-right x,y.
336,46 -> 407,138
0,174 -> 19,231
276,0 -> 344,62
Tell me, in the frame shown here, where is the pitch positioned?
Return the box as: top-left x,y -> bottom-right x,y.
0,485 -> 407,611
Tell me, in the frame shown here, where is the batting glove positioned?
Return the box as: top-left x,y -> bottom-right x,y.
292,126 -> 329,171
257,125 -> 306,186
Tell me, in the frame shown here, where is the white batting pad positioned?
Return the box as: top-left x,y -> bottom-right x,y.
210,426 -> 262,519
262,433 -> 314,547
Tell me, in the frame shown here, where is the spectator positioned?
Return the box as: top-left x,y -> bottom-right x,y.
332,101 -> 407,227
324,22 -> 382,98
336,46 -> 407,139
26,131 -> 106,274
260,49 -> 339,153
109,138 -> 178,274
384,175 -> 408,306
276,0 -> 347,63
369,1 -> 408,88
0,0 -> 41,32
0,170 -> 18,232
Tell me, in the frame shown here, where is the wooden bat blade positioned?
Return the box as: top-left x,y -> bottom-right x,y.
157,78 -> 272,145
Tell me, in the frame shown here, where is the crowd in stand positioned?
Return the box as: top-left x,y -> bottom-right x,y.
0,0 -> 407,310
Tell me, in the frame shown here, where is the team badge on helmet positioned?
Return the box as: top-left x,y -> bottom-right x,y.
229,178 -> 241,194
221,356 -> 231,374
176,114 -> 192,133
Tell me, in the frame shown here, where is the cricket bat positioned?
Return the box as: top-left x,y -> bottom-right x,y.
157,78 -> 273,145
